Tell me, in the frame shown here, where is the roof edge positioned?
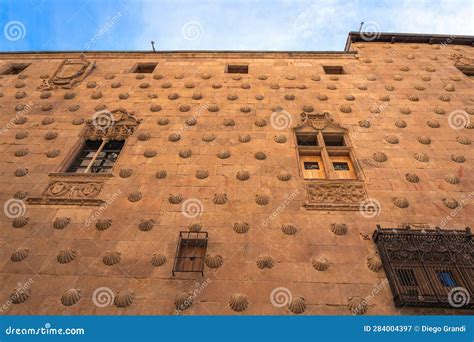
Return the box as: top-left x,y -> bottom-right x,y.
345,31 -> 474,51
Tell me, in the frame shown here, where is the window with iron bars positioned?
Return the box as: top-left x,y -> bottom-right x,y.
66,139 -> 125,174
172,231 -> 208,276
373,225 -> 473,309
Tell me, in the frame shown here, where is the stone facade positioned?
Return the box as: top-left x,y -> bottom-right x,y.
0,33 -> 472,315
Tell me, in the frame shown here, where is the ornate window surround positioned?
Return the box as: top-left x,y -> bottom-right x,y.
27,109 -> 140,206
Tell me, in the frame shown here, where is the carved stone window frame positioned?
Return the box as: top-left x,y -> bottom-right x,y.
293,112 -> 368,211
56,108 -> 140,175
293,112 -> 364,181
27,109 -> 140,206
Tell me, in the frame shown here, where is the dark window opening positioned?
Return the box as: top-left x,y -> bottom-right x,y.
437,270 -> 458,288
333,162 -> 350,171
132,63 -> 157,73
172,231 -> 208,276
67,139 -> 124,173
297,134 -> 318,146
395,268 -> 418,287
323,134 -> 345,146
304,161 -> 320,170
1,63 -> 29,75
456,65 -> 474,77
323,66 -> 344,75
226,64 -> 248,74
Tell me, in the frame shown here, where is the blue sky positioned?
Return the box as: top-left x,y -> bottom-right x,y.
0,0 -> 473,52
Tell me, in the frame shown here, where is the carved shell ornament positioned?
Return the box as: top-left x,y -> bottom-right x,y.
373,152 -> 387,163
229,294 -> 249,312
128,191 -> 142,202
239,134 -> 251,143
175,292 -> 194,310
57,249 -> 77,264
331,223 -> 348,235
114,290 -> 134,308
385,136 -> 399,144
96,218 -> 112,230
223,118 -> 235,127
14,148 -> 28,157
254,151 -> 267,160
393,197 -> 409,208
202,133 -> 216,142
208,104 -> 219,112
288,297 -> 306,314
195,170 -> 208,179
138,219 -> 155,231
11,248 -> 29,262
366,254 -> 382,272
151,105 -> 162,113
405,173 -> 420,183
348,296 -> 368,315
417,136 -> 431,145
46,149 -> 60,158
213,193 -> 228,205
169,194 -> 184,204
168,133 -> 181,142
12,216 -> 29,228
311,256 -> 329,271
255,194 -> 269,205
179,104 -> 190,112
205,253 -> 223,268
217,150 -> 231,159
151,253 -> 166,267
53,217 -> 70,229
256,255 -> 275,269
103,251 -> 121,266
179,149 -> 192,158
282,224 -> 298,235
138,132 -> 151,141
236,171 -> 250,181
451,155 -> 465,163
274,135 -> 287,143
186,117 -> 197,126
278,171 -> 291,181
233,222 -> 250,234
144,149 -> 157,158
156,170 -> 167,179
10,287 -> 30,304
414,152 -> 429,162
445,174 -> 460,184
443,198 -> 459,209
119,168 -> 133,178
188,223 -> 202,232
61,289 -> 82,306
